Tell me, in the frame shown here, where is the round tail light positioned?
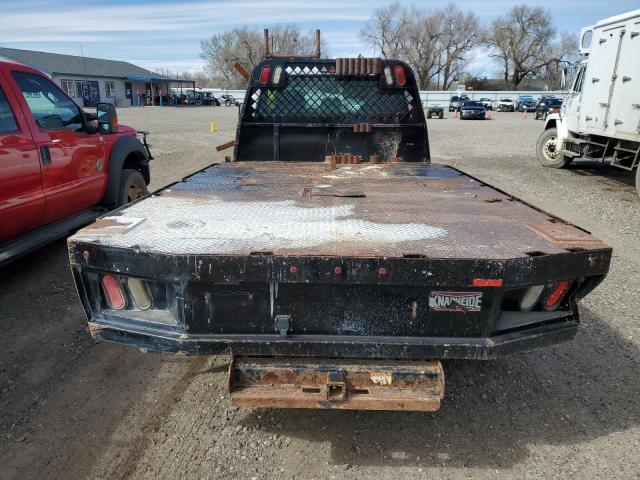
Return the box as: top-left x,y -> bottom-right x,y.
544,280 -> 572,311
383,66 -> 393,86
102,274 -> 126,310
394,66 -> 406,86
259,65 -> 271,85
127,277 -> 153,310
519,285 -> 544,311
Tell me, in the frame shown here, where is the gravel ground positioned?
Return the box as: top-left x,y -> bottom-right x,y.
1,107 -> 639,480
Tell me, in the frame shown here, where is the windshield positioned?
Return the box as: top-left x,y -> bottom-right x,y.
451,96 -> 459,101
463,101 -> 483,107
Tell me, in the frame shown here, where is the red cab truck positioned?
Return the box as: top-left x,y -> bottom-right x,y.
0,59 -> 152,266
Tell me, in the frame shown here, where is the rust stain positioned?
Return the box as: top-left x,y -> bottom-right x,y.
526,223 -> 604,245
87,323 -> 104,336
369,372 -> 393,386
229,356 -> 443,411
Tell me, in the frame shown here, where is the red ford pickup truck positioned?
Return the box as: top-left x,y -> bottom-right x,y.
0,59 -> 152,266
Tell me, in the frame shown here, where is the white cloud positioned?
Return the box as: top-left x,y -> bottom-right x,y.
2,0 -> 637,75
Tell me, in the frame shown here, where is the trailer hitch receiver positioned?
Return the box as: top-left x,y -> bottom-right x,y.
229,356 -> 445,411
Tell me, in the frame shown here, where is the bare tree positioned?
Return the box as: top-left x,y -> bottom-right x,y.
398,8 -> 442,89
360,3 -> 480,90
200,25 -> 321,89
539,32 -> 580,89
200,28 -> 262,88
359,3 -> 410,59
484,5 -> 574,89
436,4 -> 481,90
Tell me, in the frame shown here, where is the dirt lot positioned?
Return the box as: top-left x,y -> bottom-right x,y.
1,107 -> 639,480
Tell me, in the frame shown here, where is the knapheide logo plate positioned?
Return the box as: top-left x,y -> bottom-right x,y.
429,291 -> 483,312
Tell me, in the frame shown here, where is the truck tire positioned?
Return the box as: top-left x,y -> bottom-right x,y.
438,111 -> 443,119
118,169 -> 148,206
536,128 -> 569,168
427,112 -> 431,119
636,167 -> 640,198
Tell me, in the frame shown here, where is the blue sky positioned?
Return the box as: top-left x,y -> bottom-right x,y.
0,0 -> 637,76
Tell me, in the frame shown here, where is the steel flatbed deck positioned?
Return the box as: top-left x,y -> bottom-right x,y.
70,161 -> 606,259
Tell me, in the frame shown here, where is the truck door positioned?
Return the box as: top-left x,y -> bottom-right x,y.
9,69 -> 106,224
0,72 -> 44,244
565,63 -> 586,132
585,26 -> 625,134
609,28 -> 640,136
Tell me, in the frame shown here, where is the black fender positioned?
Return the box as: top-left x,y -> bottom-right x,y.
102,135 -> 150,208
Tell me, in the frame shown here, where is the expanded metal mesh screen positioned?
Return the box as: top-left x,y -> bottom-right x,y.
243,64 -> 418,124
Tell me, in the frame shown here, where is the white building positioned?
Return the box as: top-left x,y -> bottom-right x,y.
0,47 -> 194,107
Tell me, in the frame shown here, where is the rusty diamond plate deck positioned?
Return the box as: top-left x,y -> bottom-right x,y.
70,162 -> 605,259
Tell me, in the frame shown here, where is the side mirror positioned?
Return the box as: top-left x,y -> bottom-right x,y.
97,102 -> 118,134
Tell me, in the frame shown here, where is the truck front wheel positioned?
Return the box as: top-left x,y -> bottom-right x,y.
118,169 -> 148,206
536,128 -> 569,168
635,166 -> 640,198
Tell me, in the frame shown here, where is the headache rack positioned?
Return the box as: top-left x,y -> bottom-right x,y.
235,55 -> 429,163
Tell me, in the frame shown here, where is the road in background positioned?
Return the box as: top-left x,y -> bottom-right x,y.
1,107 -> 639,480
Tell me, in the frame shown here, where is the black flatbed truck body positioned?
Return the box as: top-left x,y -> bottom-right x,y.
68,55 -> 611,411
68,161 -> 610,360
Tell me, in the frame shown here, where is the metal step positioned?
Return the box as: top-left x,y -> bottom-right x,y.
229,356 -> 445,412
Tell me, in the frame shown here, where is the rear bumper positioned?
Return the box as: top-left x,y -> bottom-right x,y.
88,316 -> 579,360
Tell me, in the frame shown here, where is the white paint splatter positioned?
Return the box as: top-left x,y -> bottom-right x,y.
72,197 -> 447,254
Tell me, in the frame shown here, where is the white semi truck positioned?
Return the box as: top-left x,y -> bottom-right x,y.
536,9 -> 640,196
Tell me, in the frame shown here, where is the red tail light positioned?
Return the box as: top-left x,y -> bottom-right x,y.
102,274 -> 126,310
259,65 -> 271,85
544,280 -> 571,311
395,66 -> 406,86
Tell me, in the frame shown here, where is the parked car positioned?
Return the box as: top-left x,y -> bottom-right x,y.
538,95 -> 557,104
517,96 -> 537,112
515,95 -> 534,111
459,100 -> 486,120
479,97 -> 493,110
448,94 -> 469,112
535,98 -> 563,120
194,91 -> 220,106
426,104 -> 444,119
220,94 -> 240,107
0,59 -> 152,266
496,98 -> 515,112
